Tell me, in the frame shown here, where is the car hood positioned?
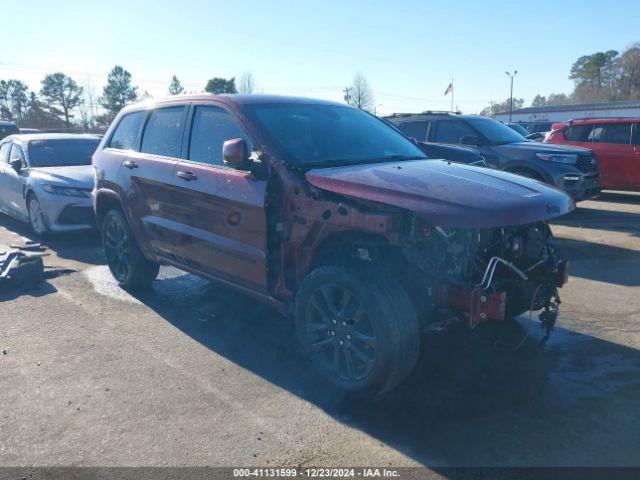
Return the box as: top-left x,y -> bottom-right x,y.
306,159 -> 574,228
29,165 -> 94,188
495,141 -> 591,154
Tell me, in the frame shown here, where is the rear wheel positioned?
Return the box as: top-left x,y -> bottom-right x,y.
27,195 -> 48,236
295,264 -> 420,395
102,209 -> 159,288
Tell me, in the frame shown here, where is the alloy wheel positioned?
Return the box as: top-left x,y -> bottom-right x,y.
28,197 -> 47,235
103,217 -> 132,283
304,284 -> 378,382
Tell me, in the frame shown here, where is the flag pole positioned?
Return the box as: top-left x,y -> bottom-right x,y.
451,78 -> 454,112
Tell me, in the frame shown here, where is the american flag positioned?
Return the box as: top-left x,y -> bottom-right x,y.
444,82 -> 453,96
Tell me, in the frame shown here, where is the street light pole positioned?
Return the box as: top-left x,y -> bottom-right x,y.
505,70 -> 517,122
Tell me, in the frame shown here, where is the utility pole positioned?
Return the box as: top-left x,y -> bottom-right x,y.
343,87 -> 352,105
505,70 -> 517,122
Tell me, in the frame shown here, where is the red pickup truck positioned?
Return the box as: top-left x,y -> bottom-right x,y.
546,118 -> 640,191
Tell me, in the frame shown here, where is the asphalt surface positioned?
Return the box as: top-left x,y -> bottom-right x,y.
1,192 -> 640,472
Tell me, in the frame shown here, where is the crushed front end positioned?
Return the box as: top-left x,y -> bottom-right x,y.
401,219 -> 568,339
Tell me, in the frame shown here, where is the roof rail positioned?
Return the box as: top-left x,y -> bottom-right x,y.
567,116 -> 638,123
420,110 -> 461,115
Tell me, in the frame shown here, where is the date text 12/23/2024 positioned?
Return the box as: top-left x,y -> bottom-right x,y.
233,468 -> 401,478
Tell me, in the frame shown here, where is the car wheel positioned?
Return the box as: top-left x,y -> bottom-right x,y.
102,209 -> 159,288
295,264 -> 420,395
28,195 -> 48,236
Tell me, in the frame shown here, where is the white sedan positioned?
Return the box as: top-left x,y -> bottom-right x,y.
0,133 -> 101,235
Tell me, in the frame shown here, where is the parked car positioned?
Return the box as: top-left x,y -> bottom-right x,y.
0,120 -> 20,141
416,141 -> 486,166
93,95 -> 572,395
506,123 -> 530,136
506,123 -> 546,142
386,112 -> 601,201
0,134 -> 101,234
518,121 -> 554,135
546,118 -> 640,191
381,117 -> 486,166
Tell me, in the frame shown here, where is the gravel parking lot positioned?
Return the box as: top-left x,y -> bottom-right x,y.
1,192 -> 640,471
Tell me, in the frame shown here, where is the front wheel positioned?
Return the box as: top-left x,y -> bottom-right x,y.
295,264 -> 420,395
102,209 -> 159,288
28,195 -> 48,236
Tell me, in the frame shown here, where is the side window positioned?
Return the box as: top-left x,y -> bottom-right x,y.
400,121 -> 429,142
433,119 -> 474,144
9,144 -> 24,160
633,123 -> 640,145
188,106 -> 252,166
140,107 -> 185,158
0,142 -> 11,162
109,111 -> 147,151
564,125 -> 592,142
587,125 -> 604,142
598,123 -> 632,144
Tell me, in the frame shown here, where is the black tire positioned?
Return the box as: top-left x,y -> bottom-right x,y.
101,209 -> 159,288
27,194 -> 48,237
294,264 -> 420,395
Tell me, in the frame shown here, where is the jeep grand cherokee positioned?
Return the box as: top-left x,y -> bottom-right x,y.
93,95 -> 571,395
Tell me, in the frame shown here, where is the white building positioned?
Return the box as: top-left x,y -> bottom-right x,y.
494,100 -> 640,124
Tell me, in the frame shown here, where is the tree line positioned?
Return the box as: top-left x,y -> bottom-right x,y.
482,42 -> 640,116
0,68 -> 258,131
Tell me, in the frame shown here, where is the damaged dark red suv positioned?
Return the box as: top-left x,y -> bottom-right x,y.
92,95 -> 572,395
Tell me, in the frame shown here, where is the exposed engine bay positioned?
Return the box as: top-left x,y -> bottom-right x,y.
400,218 -> 568,340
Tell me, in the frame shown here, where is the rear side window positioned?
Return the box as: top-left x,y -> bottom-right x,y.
433,119 -> 474,144
109,111 -> 147,151
563,125 -> 592,142
400,121 -> 429,142
188,106 -> 252,166
141,107 -> 185,157
595,123 -> 632,144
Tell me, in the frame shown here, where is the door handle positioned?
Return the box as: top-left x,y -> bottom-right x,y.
123,160 -> 138,169
176,171 -> 198,181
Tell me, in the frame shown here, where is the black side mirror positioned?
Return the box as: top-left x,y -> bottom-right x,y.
460,135 -> 480,146
9,158 -> 23,173
222,138 -> 250,170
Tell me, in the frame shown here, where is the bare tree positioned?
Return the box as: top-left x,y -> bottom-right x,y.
238,72 -> 256,94
78,76 -> 99,130
346,72 -> 374,112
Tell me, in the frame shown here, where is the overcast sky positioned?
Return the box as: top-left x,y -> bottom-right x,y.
2,0 -> 639,115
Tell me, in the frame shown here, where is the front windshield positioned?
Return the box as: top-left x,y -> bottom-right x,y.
246,104 -> 427,167
466,117 -> 527,145
28,138 -> 100,167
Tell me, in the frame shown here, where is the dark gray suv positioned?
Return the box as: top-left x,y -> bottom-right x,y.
386,112 -> 601,201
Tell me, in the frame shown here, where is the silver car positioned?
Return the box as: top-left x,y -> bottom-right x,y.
0,133 -> 101,235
